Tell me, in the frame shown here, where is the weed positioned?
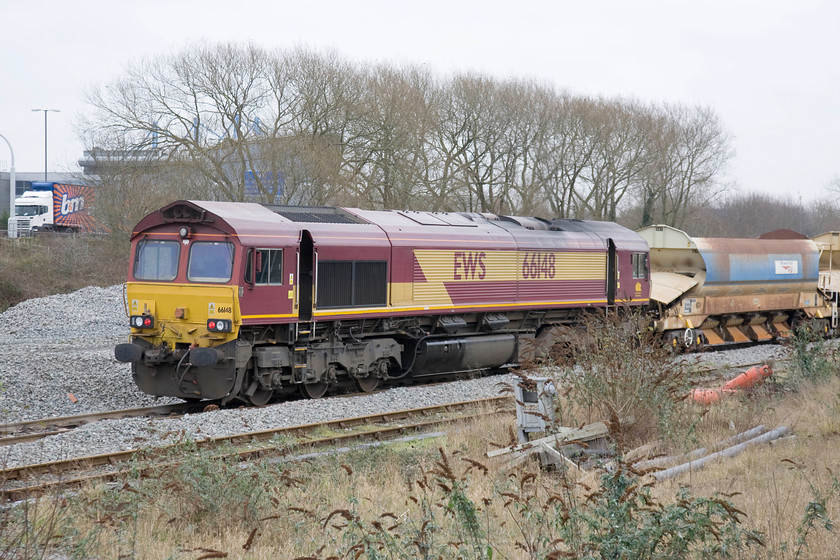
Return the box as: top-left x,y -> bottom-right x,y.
775,460 -> 840,559
320,447 -> 764,559
547,309 -> 698,449
140,444 -> 279,533
786,323 -> 838,387
0,491 -> 73,559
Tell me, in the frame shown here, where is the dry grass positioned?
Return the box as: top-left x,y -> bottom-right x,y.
3,310 -> 839,557
13,379 -> 836,559
656,377 -> 840,559
0,234 -> 128,311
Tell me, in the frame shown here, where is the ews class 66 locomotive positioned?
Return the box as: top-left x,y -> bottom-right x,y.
115,200 -> 650,404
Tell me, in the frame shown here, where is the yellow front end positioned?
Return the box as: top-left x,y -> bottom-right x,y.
126,282 -> 240,348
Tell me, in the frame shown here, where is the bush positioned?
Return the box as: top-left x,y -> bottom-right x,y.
547,309 -> 699,449
786,321 -> 838,387
0,491 -> 75,559
323,448 -> 763,559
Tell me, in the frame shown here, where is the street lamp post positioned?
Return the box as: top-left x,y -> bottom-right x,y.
0,132 -> 14,231
31,108 -> 60,181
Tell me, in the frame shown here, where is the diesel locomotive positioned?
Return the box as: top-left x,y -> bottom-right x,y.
115,200 -> 650,404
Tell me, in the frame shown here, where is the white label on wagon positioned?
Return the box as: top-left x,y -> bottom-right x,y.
775,260 -> 798,275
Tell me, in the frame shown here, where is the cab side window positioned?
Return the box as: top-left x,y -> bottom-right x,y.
246,249 -> 283,285
631,252 -> 648,279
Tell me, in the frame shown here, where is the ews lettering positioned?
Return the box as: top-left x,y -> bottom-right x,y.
453,251 -> 487,280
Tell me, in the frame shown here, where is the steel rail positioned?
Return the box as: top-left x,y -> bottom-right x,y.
0,402 -> 207,447
1,395 -> 513,500
0,375 -> 482,447
0,402 -> 203,436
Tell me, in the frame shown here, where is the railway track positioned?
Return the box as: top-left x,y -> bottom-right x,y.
0,373 -> 490,448
1,396 -> 513,502
0,357 -> 785,502
0,358 -> 781,450
0,402 -> 208,447
0,392 -> 399,449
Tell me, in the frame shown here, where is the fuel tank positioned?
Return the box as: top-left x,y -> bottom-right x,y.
412,334 -> 517,375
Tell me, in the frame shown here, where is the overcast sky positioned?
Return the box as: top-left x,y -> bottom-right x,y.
2,0 -> 837,202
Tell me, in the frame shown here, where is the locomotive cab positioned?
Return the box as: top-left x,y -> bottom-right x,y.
116,201 -> 296,403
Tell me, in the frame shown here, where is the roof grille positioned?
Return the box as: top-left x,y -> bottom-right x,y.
265,205 -> 368,224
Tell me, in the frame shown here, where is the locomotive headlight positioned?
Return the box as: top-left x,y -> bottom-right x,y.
130,315 -> 155,329
207,319 -> 232,332
178,226 -> 191,239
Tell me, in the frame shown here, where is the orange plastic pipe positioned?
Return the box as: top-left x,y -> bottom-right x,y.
691,364 -> 773,405
723,365 -> 773,390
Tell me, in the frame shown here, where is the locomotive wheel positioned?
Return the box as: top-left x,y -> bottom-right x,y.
300,381 -> 328,399
356,376 -> 380,393
248,388 -> 273,406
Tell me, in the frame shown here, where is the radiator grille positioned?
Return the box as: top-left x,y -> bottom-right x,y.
267,206 -> 367,224
318,260 -> 387,308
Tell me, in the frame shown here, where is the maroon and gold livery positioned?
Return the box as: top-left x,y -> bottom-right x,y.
116,201 -> 650,404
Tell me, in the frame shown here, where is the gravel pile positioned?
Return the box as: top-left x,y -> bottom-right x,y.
0,285 -> 180,422
0,285 -> 797,468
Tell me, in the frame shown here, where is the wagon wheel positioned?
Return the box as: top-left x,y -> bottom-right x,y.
299,381 -> 329,399
683,328 -> 695,349
248,387 -> 273,406
356,376 -> 380,393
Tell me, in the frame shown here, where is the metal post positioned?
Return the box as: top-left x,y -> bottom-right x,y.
31,108 -> 60,181
0,132 -> 14,237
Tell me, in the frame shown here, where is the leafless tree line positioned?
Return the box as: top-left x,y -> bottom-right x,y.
81,43 -> 734,236
690,192 -> 840,238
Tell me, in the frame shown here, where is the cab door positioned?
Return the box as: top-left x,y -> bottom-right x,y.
239,246 -> 294,325
607,239 -> 617,306
298,230 -> 315,322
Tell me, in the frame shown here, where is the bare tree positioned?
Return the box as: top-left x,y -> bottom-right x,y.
432,74 -> 518,212
342,64 -> 435,209
534,95 -> 597,218
85,42 -> 278,202
635,104 -> 732,228
701,191 -> 840,238
579,99 -> 654,221
81,42 -> 737,231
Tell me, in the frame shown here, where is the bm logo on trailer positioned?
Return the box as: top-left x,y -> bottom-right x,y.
60,193 -> 85,215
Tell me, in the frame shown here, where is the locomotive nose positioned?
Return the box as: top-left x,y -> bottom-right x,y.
115,343 -> 144,363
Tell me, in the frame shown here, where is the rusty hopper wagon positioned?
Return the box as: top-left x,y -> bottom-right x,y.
638,225 -> 833,349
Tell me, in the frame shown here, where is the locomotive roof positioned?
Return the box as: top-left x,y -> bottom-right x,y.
133,201 -> 647,251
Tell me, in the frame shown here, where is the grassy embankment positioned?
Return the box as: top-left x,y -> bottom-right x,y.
0,234 -> 128,312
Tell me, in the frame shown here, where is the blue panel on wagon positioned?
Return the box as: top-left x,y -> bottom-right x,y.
698,242 -> 818,285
